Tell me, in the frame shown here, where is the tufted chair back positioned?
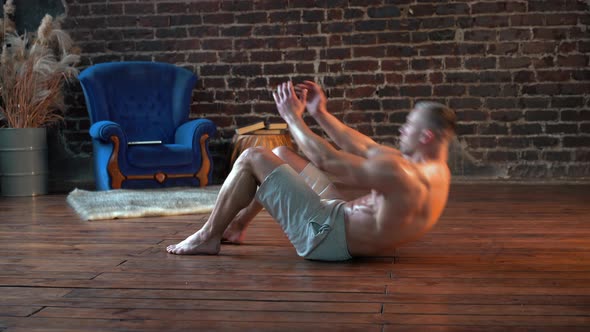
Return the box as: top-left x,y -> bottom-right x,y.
80,62 -> 196,143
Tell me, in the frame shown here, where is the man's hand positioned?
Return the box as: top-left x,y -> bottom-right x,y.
296,80 -> 326,116
272,81 -> 308,122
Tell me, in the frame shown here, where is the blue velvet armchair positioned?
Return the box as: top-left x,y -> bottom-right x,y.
79,61 -> 217,190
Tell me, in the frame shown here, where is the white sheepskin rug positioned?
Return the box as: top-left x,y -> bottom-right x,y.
67,186 -> 219,221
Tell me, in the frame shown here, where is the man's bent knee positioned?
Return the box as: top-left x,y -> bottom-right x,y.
236,147 -> 269,166
236,147 -> 285,181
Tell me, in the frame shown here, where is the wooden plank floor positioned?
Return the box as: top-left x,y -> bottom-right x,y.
0,184 -> 589,331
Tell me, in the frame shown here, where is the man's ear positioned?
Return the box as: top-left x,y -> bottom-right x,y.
419,129 -> 435,144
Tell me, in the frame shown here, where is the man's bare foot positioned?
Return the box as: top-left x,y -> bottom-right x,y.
166,230 -> 220,255
222,223 -> 247,244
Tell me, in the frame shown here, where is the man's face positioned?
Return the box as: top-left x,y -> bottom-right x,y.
399,108 -> 429,155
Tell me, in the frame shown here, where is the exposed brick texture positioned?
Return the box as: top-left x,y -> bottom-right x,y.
58,0 -> 589,181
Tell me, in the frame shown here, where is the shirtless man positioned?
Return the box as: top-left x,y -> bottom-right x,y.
167,81 -> 456,260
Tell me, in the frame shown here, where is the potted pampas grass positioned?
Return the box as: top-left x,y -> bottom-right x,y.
0,0 -> 80,196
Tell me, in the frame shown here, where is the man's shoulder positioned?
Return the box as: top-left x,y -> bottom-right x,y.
418,162 -> 451,186
371,144 -> 402,157
365,158 -> 424,194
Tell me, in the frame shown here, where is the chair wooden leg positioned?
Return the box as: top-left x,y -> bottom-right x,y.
108,136 -> 125,189
195,134 -> 210,187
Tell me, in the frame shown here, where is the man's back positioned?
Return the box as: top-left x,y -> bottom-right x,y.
343,155 -> 451,257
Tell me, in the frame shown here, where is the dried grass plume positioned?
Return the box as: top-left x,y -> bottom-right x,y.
0,5 -> 80,128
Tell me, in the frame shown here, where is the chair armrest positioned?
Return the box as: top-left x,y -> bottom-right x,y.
175,118 -> 217,147
89,120 -> 127,144
88,121 -> 130,190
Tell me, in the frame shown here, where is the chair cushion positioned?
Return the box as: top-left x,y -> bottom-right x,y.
127,144 -> 193,168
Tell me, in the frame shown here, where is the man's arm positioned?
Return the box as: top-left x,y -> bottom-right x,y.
297,81 -> 382,157
314,107 -> 379,157
273,82 -> 410,190
287,115 -> 413,192
272,82 -> 350,174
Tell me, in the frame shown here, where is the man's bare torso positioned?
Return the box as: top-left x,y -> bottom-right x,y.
343,161 -> 451,257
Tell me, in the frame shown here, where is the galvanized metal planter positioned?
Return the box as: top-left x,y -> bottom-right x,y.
0,128 -> 48,196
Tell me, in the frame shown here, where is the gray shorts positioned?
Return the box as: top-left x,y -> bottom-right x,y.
255,163 -> 352,261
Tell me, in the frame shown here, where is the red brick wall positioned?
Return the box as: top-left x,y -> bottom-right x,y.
62,0 -> 590,181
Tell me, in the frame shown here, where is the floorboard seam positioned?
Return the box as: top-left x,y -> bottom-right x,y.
89,273 -> 103,280
27,306 -> 46,317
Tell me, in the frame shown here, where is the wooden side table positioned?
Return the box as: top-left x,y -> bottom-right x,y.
229,133 -> 295,167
